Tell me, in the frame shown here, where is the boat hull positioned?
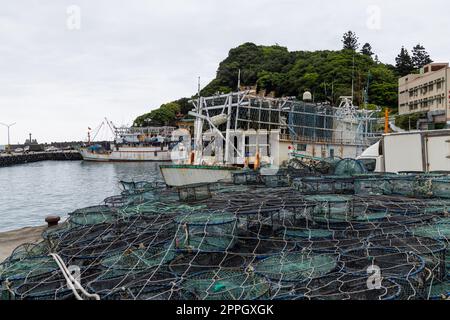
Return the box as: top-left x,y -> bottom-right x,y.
80,149 -> 172,162
159,165 -> 238,187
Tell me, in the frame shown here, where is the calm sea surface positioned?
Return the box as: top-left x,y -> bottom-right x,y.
0,161 -> 164,232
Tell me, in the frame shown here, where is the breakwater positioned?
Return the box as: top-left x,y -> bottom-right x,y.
0,151 -> 82,167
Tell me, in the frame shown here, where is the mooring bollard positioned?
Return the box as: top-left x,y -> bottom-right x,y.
45,215 -> 61,228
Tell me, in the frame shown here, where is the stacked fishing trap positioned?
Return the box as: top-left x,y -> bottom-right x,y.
1,169 -> 449,300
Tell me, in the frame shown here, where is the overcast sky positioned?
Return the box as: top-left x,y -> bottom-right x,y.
1,0 -> 449,144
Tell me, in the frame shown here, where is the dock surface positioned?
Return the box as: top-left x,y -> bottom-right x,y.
0,226 -> 46,262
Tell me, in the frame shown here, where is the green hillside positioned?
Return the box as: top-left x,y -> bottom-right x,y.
134,42 -> 399,127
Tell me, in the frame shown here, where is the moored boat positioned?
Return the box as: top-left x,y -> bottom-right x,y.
160,90 -> 380,187
159,164 -> 238,187
80,125 -> 175,162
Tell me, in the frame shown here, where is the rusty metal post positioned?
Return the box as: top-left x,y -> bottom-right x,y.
45,215 -> 61,228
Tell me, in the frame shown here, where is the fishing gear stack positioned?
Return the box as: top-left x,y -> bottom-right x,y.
1,170 -> 449,300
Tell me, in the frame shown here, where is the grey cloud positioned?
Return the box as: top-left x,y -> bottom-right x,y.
0,0 -> 449,143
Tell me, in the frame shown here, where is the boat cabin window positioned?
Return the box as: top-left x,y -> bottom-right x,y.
297,144 -> 307,152
360,159 -> 376,172
245,137 -> 250,156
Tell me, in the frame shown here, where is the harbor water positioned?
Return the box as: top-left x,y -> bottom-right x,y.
0,161 -> 163,232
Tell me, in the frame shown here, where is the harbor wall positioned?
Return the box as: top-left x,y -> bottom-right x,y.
0,151 -> 82,167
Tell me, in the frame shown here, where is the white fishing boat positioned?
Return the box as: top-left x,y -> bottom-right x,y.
160,90 -> 380,187
80,123 -> 175,162
159,164 -> 238,186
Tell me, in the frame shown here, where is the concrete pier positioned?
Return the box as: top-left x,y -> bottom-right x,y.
0,226 -> 46,262
0,151 -> 82,167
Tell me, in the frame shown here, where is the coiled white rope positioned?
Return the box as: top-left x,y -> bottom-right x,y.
3,279 -> 15,299
50,253 -> 100,300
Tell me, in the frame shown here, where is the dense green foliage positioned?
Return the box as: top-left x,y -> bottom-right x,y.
201,43 -> 398,106
395,112 -> 427,130
394,44 -> 433,77
134,42 -> 400,127
133,98 -> 191,126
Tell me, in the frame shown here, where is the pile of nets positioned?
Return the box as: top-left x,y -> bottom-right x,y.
231,156 -> 347,188
1,173 -> 449,300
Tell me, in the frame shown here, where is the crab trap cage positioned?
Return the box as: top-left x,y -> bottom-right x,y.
1,172 -> 450,300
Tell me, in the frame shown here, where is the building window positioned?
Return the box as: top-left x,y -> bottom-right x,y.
297,144 -> 307,152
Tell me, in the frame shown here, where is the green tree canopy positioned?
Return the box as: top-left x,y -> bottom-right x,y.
411,44 -> 433,69
361,43 -> 374,57
134,42 -> 400,126
133,102 -> 181,127
395,46 -> 414,77
342,31 -> 359,51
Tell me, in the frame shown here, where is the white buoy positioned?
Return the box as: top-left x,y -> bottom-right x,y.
303,91 -> 312,102
210,113 -> 228,127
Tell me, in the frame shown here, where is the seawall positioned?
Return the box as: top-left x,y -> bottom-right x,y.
0,151 -> 82,167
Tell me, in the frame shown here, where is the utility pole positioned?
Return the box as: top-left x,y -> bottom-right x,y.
331,79 -> 334,105
0,122 -> 16,152
351,54 -> 355,101
237,69 -> 241,91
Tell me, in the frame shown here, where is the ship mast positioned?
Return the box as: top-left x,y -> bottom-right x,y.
104,117 -> 117,140
193,77 -> 203,164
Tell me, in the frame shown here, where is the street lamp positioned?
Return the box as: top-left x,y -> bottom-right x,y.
0,122 -> 16,152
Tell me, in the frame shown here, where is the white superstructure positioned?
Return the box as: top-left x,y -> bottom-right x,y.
188,92 -> 379,166
160,91 -> 380,186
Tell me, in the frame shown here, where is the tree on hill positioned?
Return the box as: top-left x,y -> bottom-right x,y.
395,46 -> 414,76
134,43 -> 399,126
342,31 -> 359,51
361,43 -> 374,57
411,44 -> 433,69
133,102 -> 181,127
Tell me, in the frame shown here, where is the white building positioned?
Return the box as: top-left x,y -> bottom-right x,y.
398,63 -> 450,126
